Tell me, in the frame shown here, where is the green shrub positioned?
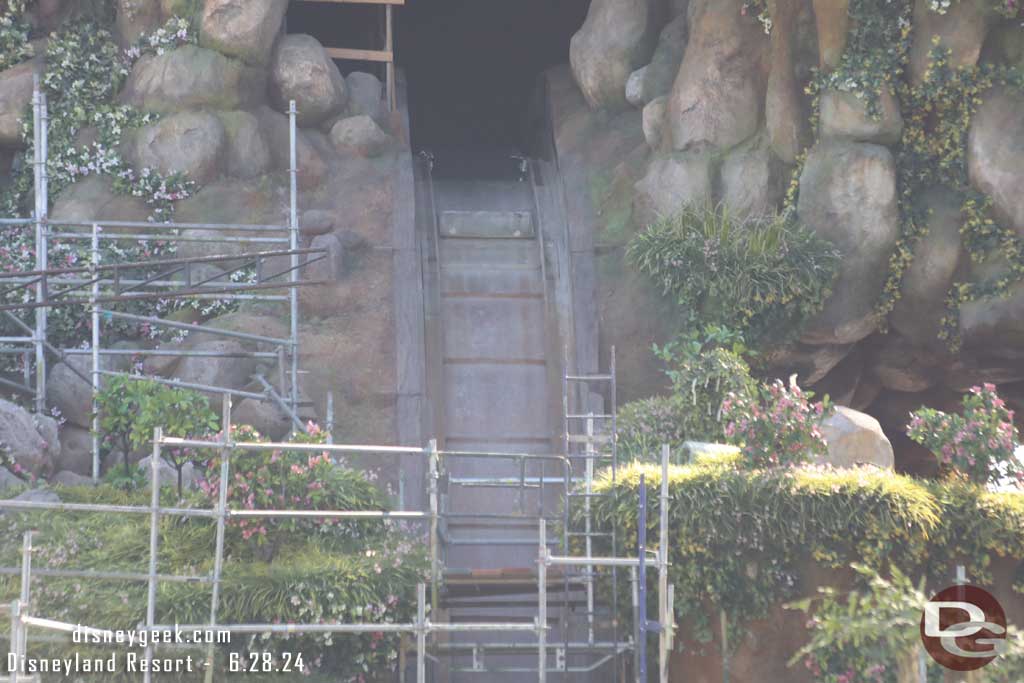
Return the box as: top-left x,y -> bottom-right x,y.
907,383 -> 1021,487
627,204 -> 840,347
581,461 -> 1024,642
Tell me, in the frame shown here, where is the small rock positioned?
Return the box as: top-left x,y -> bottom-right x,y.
51,470 -> 95,487
633,153 -> 713,227
0,468 -> 24,492
123,110 -> 227,184
200,0 -> 289,65
329,115 -> 392,157
0,61 -> 35,147
0,399 -> 56,476
305,232 -> 346,281
270,34 -> 348,127
345,71 -> 384,119
233,398 -> 293,440
12,488 -> 60,505
35,415 -> 61,464
122,45 -> 265,114
137,455 -> 194,490
217,110 -> 271,179
172,340 -> 257,393
300,209 -> 335,236
819,88 -> 903,145
641,96 -> 667,150
818,406 -> 895,469
57,425 -> 95,477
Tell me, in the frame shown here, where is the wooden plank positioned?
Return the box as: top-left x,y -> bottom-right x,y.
325,47 -> 393,62
297,0 -> 404,5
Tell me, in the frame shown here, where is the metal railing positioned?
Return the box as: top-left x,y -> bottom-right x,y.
0,397 -> 676,682
1,87 -> 325,478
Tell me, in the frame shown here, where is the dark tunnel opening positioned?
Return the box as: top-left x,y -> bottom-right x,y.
395,0 -> 590,178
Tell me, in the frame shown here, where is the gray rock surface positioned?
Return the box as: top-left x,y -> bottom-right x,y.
818,406 -> 895,469
300,209 -> 335,236
0,399 -> 54,475
171,339 -> 257,392
908,0 -> 992,85
50,176 -> 152,225
306,232 -> 346,281
633,153 -> 713,227
0,61 -> 35,147
49,352 -> 130,429
0,468 -> 23,492
51,470 -> 95,487
569,0 -> 662,109
719,137 -> 785,218
625,13 -> 688,107
959,281 -> 1024,356
57,425 -> 94,476
257,105 -> 327,189
200,0 -> 288,65
122,45 -> 264,113
641,96 -> 667,150
819,88 -> 903,145
345,71 -> 385,119
11,488 -> 60,505
968,86 -> 1024,235
123,110 -> 227,184
667,0 -> 766,152
797,141 -> 899,345
137,455 -> 194,490
217,110 -> 272,179
233,398 -> 293,440
329,115 -> 392,157
270,34 -> 348,126
115,0 -> 161,46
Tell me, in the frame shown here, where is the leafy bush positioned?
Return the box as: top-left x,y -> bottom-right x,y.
907,383 -> 1021,487
617,395 -> 690,462
627,204 -> 840,347
722,376 -> 831,468
95,377 -> 218,493
583,461 -> 1024,644
198,424 -> 389,560
0,480 -> 426,680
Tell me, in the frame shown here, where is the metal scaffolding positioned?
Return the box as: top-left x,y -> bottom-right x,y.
0,396 -> 676,682
0,88 -> 326,479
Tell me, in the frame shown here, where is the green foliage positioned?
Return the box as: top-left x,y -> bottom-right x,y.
907,383 -> 1021,487
198,424 -> 389,559
722,376 -> 832,468
790,565 -> 928,683
627,204 -> 840,349
95,377 -> 217,492
0,482 -> 427,680
0,2 -> 32,72
617,326 -> 757,460
582,461 -> 1024,644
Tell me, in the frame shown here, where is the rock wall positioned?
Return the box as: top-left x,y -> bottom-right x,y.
562,0 -> 1024,469
0,0 -> 409,474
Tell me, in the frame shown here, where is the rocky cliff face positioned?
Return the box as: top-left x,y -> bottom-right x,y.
0,0 -> 405,473
564,0 -> 1024,470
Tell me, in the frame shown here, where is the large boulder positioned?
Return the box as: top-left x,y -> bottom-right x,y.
908,0 -> 993,85
137,455 -> 194,491
122,45 -> 265,113
171,339 -> 258,392
968,86 -> 1024,235
667,0 -> 767,153
868,334 -> 945,393
0,61 -> 35,147
345,71 -> 385,119
233,398 -> 292,440
51,470 -> 95,487
569,0 -> 663,110
257,105 -> 327,189
270,34 -> 348,127
625,13 -> 688,107
329,115 -> 392,157
217,110 -> 272,179
632,153 -> 713,227
48,352 -> 130,429
123,111 -> 227,184
50,176 -> 152,225
959,281 -> 1024,357
0,399 -> 56,476
797,141 -> 899,344
819,88 -> 903,145
818,406 -> 895,469
890,190 -> 966,347
200,0 -> 288,65
765,0 -> 810,163
719,135 -> 786,218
